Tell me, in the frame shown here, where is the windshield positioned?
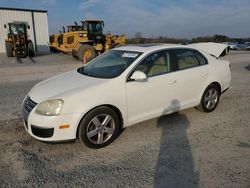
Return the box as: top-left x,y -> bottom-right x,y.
77,50 -> 142,78
9,24 -> 25,34
88,22 -> 103,34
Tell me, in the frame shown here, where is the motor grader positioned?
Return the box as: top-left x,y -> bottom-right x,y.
50,24 -> 83,52
72,20 -> 126,63
4,22 -> 35,58
49,20 -> 126,63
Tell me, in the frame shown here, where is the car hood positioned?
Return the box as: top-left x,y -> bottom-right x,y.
188,42 -> 229,58
28,70 -> 108,103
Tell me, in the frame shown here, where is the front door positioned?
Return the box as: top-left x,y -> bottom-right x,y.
126,50 -> 178,125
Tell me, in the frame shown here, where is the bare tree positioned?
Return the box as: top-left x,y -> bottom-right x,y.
134,32 -> 143,44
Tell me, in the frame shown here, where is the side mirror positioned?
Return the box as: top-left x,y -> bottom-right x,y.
27,25 -> 30,29
130,71 -> 147,82
4,24 -> 7,29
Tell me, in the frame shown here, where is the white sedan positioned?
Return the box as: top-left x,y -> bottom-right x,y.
22,43 -> 231,148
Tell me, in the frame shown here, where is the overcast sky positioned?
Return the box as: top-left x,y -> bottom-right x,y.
1,0 -> 250,38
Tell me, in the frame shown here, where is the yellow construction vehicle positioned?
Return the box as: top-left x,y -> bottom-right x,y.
4,21 -> 35,58
49,33 -> 61,52
49,20 -> 126,63
49,23 -> 83,52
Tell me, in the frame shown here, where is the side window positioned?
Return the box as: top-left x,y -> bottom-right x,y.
175,49 -> 200,70
194,51 -> 208,65
88,23 -> 93,33
83,22 -> 87,31
67,36 -> 74,44
134,51 -> 172,77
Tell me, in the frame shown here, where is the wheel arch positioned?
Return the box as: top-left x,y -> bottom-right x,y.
79,41 -> 94,45
209,81 -> 222,94
75,41 -> 94,51
27,39 -> 33,43
197,81 -> 222,106
76,104 -> 124,138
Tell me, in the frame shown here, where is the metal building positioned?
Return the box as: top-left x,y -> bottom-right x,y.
0,7 -> 50,54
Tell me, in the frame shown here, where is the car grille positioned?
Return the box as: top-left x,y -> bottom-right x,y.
24,96 -> 37,113
22,96 -> 37,130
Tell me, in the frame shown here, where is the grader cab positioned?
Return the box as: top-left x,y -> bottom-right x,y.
4,22 -> 35,58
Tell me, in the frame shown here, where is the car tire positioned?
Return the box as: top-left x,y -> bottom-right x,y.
78,106 -> 121,149
77,44 -> 96,63
196,84 -> 220,113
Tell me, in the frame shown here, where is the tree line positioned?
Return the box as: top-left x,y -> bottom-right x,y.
126,32 -> 250,44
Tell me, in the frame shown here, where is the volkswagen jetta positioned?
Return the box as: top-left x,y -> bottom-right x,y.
22,43 -> 231,148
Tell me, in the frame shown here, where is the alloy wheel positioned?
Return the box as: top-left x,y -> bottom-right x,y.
204,88 -> 218,110
86,114 -> 115,144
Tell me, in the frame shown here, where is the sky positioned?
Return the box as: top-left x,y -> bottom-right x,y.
0,0 -> 250,38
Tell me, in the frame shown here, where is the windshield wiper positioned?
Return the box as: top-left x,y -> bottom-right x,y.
78,66 -> 84,73
78,67 -> 95,77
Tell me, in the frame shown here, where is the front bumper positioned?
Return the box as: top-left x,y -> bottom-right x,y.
22,97 -> 83,142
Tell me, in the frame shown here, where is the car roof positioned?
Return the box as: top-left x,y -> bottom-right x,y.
114,43 -> 185,53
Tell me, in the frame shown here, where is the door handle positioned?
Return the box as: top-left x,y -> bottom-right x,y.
202,73 -> 208,77
168,80 -> 176,84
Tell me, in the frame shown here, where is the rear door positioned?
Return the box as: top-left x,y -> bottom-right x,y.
172,49 -> 209,108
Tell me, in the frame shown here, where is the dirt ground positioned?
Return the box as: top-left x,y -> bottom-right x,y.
0,51 -> 249,187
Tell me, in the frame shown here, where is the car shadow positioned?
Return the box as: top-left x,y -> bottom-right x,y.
244,64 -> 250,71
154,100 -> 199,188
237,140 -> 250,148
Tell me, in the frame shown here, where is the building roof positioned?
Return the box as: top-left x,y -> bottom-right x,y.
0,7 -> 47,13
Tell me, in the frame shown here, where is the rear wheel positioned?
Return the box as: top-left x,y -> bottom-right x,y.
28,41 -> 35,57
5,42 -> 13,57
77,44 -> 96,63
78,106 -> 121,149
196,84 -> 220,113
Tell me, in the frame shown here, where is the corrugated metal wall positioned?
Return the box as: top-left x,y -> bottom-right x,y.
33,12 -> 50,53
0,9 -> 49,54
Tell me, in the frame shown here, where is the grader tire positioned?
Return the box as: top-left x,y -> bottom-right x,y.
77,44 -> 96,63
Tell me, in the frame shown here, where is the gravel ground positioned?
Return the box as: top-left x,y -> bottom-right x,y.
0,51 -> 249,187
0,53 -> 82,83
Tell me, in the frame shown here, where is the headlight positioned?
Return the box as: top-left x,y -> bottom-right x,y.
35,99 -> 64,116
79,33 -> 87,37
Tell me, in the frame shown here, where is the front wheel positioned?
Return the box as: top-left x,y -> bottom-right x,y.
78,106 -> 121,149
196,84 -> 220,113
